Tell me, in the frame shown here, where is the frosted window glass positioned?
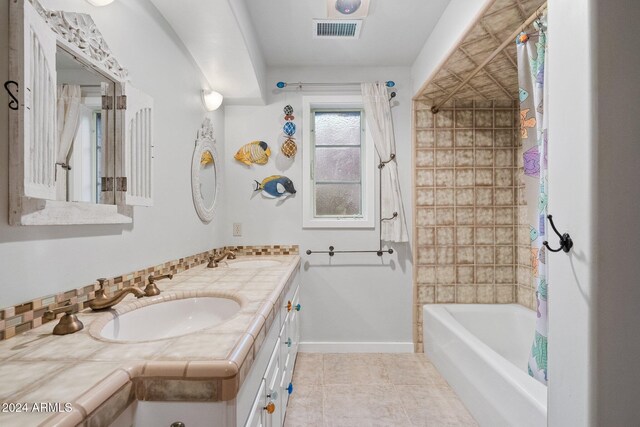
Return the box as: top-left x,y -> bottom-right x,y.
315,183 -> 362,216
315,147 -> 361,182
315,112 -> 361,146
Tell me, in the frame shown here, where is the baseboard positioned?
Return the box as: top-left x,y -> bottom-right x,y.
299,341 -> 414,353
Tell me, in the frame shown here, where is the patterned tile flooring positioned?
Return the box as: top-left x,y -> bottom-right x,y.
284,353 -> 478,427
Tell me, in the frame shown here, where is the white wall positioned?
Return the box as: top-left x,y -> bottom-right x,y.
548,0 -> 640,425
224,66 -> 414,349
0,0 -> 225,308
592,0 -> 640,424
411,0 -> 492,97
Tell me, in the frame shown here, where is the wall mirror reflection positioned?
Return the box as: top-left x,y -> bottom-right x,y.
55,46 -> 115,205
192,119 -> 219,223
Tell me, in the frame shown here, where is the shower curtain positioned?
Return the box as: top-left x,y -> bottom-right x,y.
362,82 -> 408,242
517,18 -> 548,385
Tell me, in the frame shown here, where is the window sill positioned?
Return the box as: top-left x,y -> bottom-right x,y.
302,217 -> 375,229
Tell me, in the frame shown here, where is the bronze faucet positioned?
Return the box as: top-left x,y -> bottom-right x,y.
88,278 -> 145,310
207,250 -> 236,268
145,273 -> 173,296
43,300 -> 84,335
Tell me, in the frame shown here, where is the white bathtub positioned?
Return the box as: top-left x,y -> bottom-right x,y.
423,304 -> 547,427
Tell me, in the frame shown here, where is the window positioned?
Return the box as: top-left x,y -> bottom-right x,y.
302,96 -> 374,228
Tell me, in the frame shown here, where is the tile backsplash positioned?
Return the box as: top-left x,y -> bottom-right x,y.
413,99 -> 534,352
0,245 -> 298,341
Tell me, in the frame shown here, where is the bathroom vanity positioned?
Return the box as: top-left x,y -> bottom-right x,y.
0,255 -> 301,427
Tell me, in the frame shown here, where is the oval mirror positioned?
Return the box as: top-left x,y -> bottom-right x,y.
192,119 -> 219,223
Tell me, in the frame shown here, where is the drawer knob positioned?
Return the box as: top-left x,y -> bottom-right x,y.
287,382 -> 294,395
285,337 -> 292,347
265,401 -> 276,414
286,301 -> 292,312
295,304 -> 301,311
267,390 -> 278,400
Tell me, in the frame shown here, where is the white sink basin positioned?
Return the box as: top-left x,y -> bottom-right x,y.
227,260 -> 282,269
99,297 -> 240,342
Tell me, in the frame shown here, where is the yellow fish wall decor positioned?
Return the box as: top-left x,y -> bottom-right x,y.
200,150 -> 214,166
234,141 -> 271,166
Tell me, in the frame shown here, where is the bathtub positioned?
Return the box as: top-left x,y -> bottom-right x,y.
423,304 -> 547,427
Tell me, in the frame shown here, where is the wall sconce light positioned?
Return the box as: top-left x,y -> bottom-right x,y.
202,90 -> 224,111
85,0 -> 115,6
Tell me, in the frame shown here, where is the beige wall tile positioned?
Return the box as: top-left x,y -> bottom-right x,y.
436,208 -> 455,225
436,149 -> 455,167
416,169 -> 434,186
436,285 -> 456,302
416,130 -> 435,147
475,129 -> 493,146
416,110 -> 434,128
436,268 -> 456,285
457,247 -> 475,264
455,110 -> 474,128
456,169 -> 474,186
416,208 -> 436,226
436,110 -> 454,128
455,149 -> 474,166
416,267 -> 436,284
435,169 -> 454,187
457,286 -> 477,304
475,149 -> 494,167
436,228 -> 454,245
416,149 -> 435,167
476,208 -> 494,225
475,110 -> 493,128
457,266 -> 475,284
436,130 -> 454,147
456,188 -> 475,206
456,228 -> 474,245
455,129 -> 474,147
417,228 -> 435,246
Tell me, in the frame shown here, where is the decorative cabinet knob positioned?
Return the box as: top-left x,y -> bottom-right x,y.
286,382 -> 294,395
295,304 -> 301,311
265,401 -> 276,414
267,390 -> 278,400
286,301 -> 292,312
285,337 -> 292,347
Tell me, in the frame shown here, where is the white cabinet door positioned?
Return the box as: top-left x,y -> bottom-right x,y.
245,380 -> 266,427
10,0 -> 58,200
123,84 -> 154,206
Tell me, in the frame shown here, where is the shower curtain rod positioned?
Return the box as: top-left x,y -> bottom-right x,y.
276,81 -> 395,89
430,2 -> 547,114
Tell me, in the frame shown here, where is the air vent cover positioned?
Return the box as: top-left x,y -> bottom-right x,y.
313,19 -> 362,39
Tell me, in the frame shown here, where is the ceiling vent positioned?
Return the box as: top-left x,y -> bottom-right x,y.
313,19 -> 362,39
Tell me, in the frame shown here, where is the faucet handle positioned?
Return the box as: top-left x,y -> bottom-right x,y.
207,256 -> 218,268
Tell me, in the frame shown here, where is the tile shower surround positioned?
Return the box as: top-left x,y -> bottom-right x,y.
0,245 -> 298,342
413,100 -> 535,352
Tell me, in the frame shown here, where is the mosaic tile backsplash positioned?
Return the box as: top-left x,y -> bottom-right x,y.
413,100 -> 535,352
0,245 -> 298,341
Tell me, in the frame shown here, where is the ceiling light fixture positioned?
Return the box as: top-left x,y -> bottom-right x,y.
202,90 -> 224,111
335,0 -> 361,15
327,0 -> 370,19
85,0 -> 115,6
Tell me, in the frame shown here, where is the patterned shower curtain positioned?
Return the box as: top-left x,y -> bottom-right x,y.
517,17 -> 548,385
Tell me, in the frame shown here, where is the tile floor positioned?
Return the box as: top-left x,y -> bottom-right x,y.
284,353 -> 478,427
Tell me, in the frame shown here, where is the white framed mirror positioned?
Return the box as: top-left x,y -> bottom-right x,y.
191,119 -> 220,223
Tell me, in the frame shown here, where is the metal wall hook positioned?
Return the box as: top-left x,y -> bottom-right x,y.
543,214 -> 573,253
4,80 -> 19,111
378,154 -> 396,169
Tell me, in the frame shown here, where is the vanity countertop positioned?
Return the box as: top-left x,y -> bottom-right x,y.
0,255 -> 301,427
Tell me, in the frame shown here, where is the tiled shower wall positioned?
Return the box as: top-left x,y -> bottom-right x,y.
413,99 -> 534,352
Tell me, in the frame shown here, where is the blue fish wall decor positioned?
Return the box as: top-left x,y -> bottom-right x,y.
254,175 -> 296,199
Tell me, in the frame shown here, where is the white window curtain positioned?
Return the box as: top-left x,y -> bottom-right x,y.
362,82 -> 408,242
56,84 -> 82,199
